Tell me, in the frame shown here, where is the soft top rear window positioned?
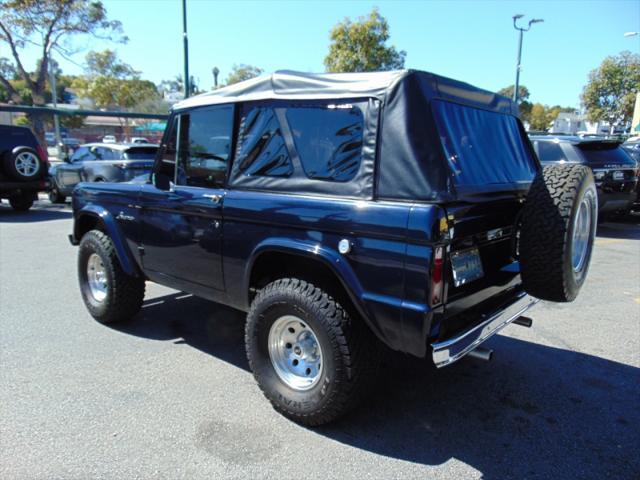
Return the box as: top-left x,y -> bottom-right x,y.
124,147 -> 158,160
432,100 -> 537,190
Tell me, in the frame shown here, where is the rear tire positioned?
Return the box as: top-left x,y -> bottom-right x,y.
9,193 -> 35,212
520,164 -> 597,302
78,230 -> 145,324
245,278 -> 378,426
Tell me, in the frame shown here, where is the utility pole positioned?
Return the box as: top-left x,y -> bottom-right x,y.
182,0 -> 190,98
512,15 -> 543,105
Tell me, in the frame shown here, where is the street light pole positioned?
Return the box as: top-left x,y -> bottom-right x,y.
512,15 -> 544,105
182,0 -> 190,99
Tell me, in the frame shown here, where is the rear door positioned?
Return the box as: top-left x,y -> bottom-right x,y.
56,146 -> 96,192
139,105 -> 234,292
430,101 -> 539,317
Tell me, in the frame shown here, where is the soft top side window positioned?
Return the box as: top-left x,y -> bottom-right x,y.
285,105 -> 363,182
236,106 -> 293,177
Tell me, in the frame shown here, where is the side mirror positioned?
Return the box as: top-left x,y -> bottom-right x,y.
153,173 -> 171,191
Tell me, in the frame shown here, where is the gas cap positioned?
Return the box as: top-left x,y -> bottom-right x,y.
338,239 -> 351,255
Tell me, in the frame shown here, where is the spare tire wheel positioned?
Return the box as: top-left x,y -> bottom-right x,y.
520,164 -> 597,302
3,147 -> 44,181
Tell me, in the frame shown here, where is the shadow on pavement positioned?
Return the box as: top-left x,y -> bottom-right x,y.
113,292 -> 639,479
0,202 -> 72,222
597,217 -> 640,240
112,292 -> 249,372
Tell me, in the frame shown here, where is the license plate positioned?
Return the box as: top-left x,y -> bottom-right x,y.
613,171 -> 624,180
450,248 -> 484,287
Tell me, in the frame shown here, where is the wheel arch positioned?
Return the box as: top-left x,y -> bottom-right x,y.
74,206 -> 141,277
245,240 -> 384,342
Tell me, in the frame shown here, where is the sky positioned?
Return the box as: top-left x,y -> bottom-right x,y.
8,0 -> 640,109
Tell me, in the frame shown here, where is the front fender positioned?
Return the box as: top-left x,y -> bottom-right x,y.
245,237 -> 384,338
74,204 -> 140,277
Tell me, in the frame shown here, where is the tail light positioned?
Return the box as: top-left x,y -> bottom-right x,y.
36,144 -> 49,165
430,246 -> 445,306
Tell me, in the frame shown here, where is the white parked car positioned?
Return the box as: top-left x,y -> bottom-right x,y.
129,137 -> 150,144
102,135 -> 117,144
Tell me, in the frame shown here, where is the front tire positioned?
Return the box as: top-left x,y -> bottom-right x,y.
48,186 -> 66,204
245,278 -> 378,426
78,230 -> 145,324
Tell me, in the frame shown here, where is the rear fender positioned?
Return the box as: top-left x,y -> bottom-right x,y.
74,204 -> 140,277
245,238 -> 381,335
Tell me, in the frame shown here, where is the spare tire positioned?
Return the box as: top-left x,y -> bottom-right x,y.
3,147 -> 44,181
520,164 -> 597,302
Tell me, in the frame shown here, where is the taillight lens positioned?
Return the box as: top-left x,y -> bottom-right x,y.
36,144 -> 49,164
430,246 -> 445,306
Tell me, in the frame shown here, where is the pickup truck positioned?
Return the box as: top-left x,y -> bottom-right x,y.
69,70 -> 597,426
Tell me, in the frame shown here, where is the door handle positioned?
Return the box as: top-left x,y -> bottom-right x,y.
202,193 -> 222,204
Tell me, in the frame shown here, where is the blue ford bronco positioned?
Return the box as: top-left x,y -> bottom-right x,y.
70,70 -> 597,426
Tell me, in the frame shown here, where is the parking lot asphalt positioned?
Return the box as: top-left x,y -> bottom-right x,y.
1,198 -> 639,480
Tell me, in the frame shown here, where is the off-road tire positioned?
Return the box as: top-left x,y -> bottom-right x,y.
245,278 -> 378,426
520,164 -> 597,302
48,186 -> 66,204
3,147 -> 44,181
8,193 -> 35,212
78,229 -> 145,324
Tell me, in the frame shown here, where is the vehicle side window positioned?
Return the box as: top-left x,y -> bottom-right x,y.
285,105 -> 363,182
535,141 -> 567,162
70,147 -> 93,163
94,147 -> 115,160
177,105 -> 233,188
236,106 -> 293,177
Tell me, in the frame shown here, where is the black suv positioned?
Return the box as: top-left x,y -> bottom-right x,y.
530,135 -> 638,215
69,70 -> 597,426
0,125 -> 50,211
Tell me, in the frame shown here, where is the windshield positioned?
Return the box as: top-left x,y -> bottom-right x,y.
432,100 -> 537,190
124,147 -> 158,160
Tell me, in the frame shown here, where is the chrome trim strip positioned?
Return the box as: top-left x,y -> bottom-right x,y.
432,291 -> 539,368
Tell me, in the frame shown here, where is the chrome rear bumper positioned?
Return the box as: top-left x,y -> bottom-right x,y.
432,291 -> 539,368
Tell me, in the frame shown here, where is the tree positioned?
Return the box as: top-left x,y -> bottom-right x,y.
0,0 -> 126,145
581,51 -> 640,132
84,49 -> 137,79
225,64 -> 263,86
527,103 -> 575,131
528,103 -> 549,131
73,50 -> 160,138
498,84 -> 532,122
158,74 -> 202,96
324,8 -> 405,73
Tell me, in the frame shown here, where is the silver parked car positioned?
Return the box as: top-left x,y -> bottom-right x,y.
48,143 -> 158,203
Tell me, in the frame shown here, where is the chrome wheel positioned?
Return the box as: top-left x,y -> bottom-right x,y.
268,315 -> 323,391
15,151 -> 40,177
86,253 -> 108,302
572,195 -> 592,273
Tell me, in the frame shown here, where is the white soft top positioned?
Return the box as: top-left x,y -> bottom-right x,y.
173,70 -> 408,110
